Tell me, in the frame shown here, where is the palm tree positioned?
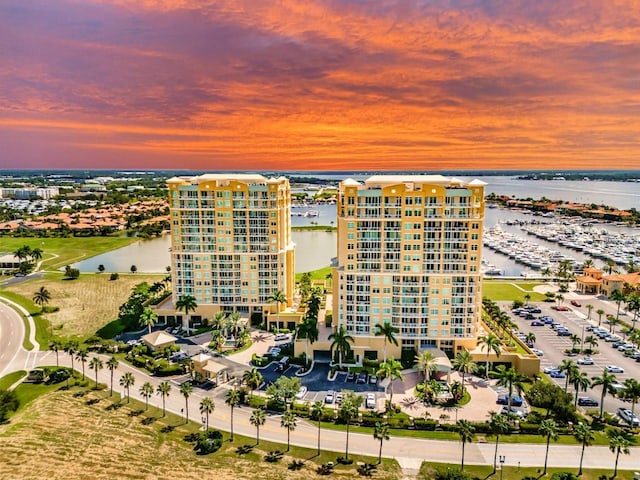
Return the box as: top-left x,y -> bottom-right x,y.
569,334 -> 581,351
491,366 -> 525,411
76,350 -> 88,380
339,391 -> 362,462
156,381 -> 171,416
574,422 -> 595,476
524,332 -> 536,346
539,419 -> 559,475
374,322 -> 399,362
48,339 -> 62,367
596,308 -> 605,326
556,293 -> 565,306
559,359 -> 578,393
310,401 -> 324,456
374,422 -> 390,464
541,267 -> 553,281
572,371 -> 591,406
199,397 -> 215,430
106,356 -> 119,396
586,303 -> 594,320
242,368 -> 263,399
30,247 -> 43,263
267,289 -> 287,330
175,295 -> 197,332
249,407 -> 266,445
456,419 -> 475,471
280,410 -> 297,451
621,378 -> 640,415
180,382 -> 193,423
584,335 -> 598,351
140,382 -> 154,411
376,358 -> 404,404
130,265 -> 137,274
415,350 -> 438,381
139,308 -> 158,334
489,412 -> 510,474
32,286 -> 51,312
225,388 -> 241,441
608,429 -> 631,478
611,289 -> 626,322
452,351 -> 476,389
297,316 -> 319,365
478,334 -> 501,378
119,372 -> 135,403
89,357 -> 103,389
64,339 -> 79,374
328,325 -> 354,366
592,369 -> 618,418
626,292 -> 640,330
523,293 -> 531,306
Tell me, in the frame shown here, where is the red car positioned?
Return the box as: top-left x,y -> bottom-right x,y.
570,300 -> 582,307
553,305 -> 570,311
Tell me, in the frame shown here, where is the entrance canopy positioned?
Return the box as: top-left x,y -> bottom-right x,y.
421,348 -> 452,373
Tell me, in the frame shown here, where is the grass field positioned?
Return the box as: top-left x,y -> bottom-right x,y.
419,461 -> 636,480
0,387 -> 401,480
296,266 -> 333,282
481,280 -> 547,302
0,236 -> 139,271
0,371 -> 26,390
0,273 -> 164,338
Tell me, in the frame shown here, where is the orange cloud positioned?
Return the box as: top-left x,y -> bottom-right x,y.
0,0 -> 639,170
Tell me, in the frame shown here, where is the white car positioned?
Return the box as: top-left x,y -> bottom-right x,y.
295,386 -> 308,400
577,357 -> 594,365
543,365 -> 558,374
606,365 -> 624,373
274,333 -> 290,342
324,390 -> 335,404
365,393 -> 376,409
618,408 -> 640,427
531,348 -> 544,357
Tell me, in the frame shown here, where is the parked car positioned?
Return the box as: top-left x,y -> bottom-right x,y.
530,308 -> 542,314
606,365 -> 624,373
369,374 -> 378,385
274,333 -> 290,342
570,300 -> 582,307
577,357 -> 594,365
365,393 -> 376,409
500,406 -> 525,418
549,370 -> 566,378
356,372 -> 368,384
531,348 -> 544,357
496,394 -> 523,406
557,330 -> 571,336
553,305 -> 570,311
531,320 -> 544,326
618,408 -> 640,427
324,390 -> 335,404
543,366 -> 558,374
295,386 -> 308,399
335,392 -> 344,404
346,372 -> 356,382
577,397 -> 599,407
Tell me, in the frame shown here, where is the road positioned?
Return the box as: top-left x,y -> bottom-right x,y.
0,297 -> 39,380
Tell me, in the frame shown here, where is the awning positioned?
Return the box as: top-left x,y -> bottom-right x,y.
421,348 -> 452,372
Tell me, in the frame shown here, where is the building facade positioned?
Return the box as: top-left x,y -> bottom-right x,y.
167,174 -> 295,320
332,175 -> 486,361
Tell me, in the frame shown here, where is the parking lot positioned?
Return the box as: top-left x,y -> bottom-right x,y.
508,301 -> 640,419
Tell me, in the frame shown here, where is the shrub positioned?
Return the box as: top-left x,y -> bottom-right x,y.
154,364 -> 185,376
0,389 -> 19,422
193,429 -> 223,455
433,467 -> 472,480
110,273 -> 119,281
550,473 -> 579,480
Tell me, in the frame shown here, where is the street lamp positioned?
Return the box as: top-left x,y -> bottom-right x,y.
499,455 -> 506,480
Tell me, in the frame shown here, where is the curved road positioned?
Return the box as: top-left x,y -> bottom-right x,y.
1,302 -> 639,474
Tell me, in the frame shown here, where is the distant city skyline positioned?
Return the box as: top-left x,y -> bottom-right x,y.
1,1 -> 639,171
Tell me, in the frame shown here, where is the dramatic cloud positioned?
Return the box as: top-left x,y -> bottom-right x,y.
0,0 -> 639,170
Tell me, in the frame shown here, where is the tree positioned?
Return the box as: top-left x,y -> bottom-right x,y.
376,358 -> 404,404
456,419 -> 475,471
119,372 -> 135,403
32,286 -> 51,312
267,289 -> 287,329
607,429 -> 631,478
280,410 -> 297,451
491,365 -> 525,411
242,368 -> 263,399
310,401 -> 324,456
539,419 -> 559,476
329,325 -> 354,366
477,334 -> 501,378
489,412 -> 510,474
571,371 -> 591,406
48,338 -> 62,367
626,293 -> 640,330
373,422 -> 390,464
415,350 -> 438,381
156,381 -> 171,416
89,357 -> 103,389
523,293 -> 531,305
139,308 -> 158,334
559,359 -> 578,393
249,407 -> 266,445
64,339 -> 79,374
175,295 -> 197,331
611,289 -> 626,322
97,264 -> 105,273
297,316 -> 319,365
199,397 -> 215,430
574,422 -> 594,476
180,382 -> 193,423
106,356 -> 119,396
621,378 -> 640,416
596,308 -> 605,326
339,391 -> 363,461
374,322 -> 399,362
524,332 -> 536,346
584,335 -> 598,351
138,382 -> 153,410
452,351 -> 476,389
30,247 -> 43,263
225,388 -> 241,441
591,369 -> 618,418
76,349 -> 88,380
130,265 -> 137,274
586,303 -> 594,320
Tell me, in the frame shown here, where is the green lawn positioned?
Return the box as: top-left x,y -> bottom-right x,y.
419,461 -> 636,480
0,236 -> 139,271
482,280 -> 547,302
0,371 -> 26,390
295,266 -> 332,281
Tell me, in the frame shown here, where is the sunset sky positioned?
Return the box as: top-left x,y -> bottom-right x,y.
1,1 -> 639,171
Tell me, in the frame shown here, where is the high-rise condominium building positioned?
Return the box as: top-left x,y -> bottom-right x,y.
167,174 -> 295,319
333,175 -> 486,360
